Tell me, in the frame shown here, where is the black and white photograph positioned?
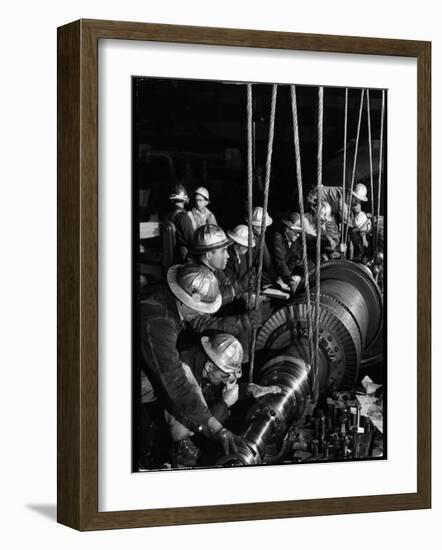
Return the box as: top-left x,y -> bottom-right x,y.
132,77 -> 386,472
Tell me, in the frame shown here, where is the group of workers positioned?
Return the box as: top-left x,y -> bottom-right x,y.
138,181 -> 375,468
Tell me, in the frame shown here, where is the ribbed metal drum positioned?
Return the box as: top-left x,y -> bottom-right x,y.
256,260 -> 383,390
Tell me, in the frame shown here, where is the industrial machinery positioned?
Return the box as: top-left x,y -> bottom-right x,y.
219,260 -> 384,466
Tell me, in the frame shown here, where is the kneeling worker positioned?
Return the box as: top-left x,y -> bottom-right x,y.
168,333 -> 281,466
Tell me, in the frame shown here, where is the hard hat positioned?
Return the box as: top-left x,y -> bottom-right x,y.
191,224 -> 231,254
319,201 -> 333,221
169,184 -> 189,203
193,186 -> 210,201
352,183 -> 369,202
201,333 -> 243,374
167,264 -> 222,314
248,206 -> 273,227
227,224 -> 256,248
281,212 -> 303,232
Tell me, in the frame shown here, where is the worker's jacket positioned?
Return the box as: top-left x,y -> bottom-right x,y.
271,229 -> 304,284
187,207 -> 217,230
224,246 -> 253,297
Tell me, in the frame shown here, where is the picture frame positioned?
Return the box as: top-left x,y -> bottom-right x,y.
57,18 -> 431,530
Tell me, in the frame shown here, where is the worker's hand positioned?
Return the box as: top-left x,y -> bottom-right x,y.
214,427 -> 245,455
276,276 -> 290,292
247,309 -> 262,329
222,382 -> 239,407
248,383 -> 282,399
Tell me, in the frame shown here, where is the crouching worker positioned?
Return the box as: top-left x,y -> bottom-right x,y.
140,263 -> 244,467
167,333 -> 281,467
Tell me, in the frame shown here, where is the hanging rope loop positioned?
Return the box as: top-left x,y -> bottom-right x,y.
344,88 -> 366,247
290,85 -> 314,370
340,88 -> 349,255
375,90 -> 385,255
246,84 -> 254,307
248,84 -> 278,382
312,87 -> 324,401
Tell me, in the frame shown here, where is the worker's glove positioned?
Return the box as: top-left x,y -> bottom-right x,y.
247,383 -> 282,399
246,309 -> 262,329
214,427 -> 245,455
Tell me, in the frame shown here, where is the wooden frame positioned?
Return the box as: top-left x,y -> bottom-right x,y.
57,18 -> 431,531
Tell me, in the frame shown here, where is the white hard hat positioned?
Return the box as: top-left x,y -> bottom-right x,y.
169,184 -> 189,203
249,206 -> 273,227
201,333 -> 243,374
227,225 -> 256,248
352,183 -> 369,202
193,186 -> 210,201
167,264 -> 222,314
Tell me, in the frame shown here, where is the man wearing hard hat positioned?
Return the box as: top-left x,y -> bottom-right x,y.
190,224 -> 258,312
163,183 -> 194,262
166,333 -> 281,467
187,186 -> 218,230
249,206 -> 278,286
270,212 -> 306,295
139,263 -> 245,464
224,224 -> 257,306
348,183 -> 372,261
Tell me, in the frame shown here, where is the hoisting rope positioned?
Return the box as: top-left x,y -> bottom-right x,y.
290,85 -> 315,370
248,84 -> 278,383
247,84 -> 254,308
340,88 -> 349,254
375,90 -> 385,255
344,88 -> 366,246
313,87 -> 324,402
366,89 -> 375,226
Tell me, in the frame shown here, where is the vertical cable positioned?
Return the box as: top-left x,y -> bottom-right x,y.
290,85 -> 314,368
249,84 -> 278,382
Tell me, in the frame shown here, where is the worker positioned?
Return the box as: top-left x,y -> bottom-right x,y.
167,333 -> 281,467
349,184 -> 372,260
140,263 -> 244,459
304,201 -> 341,260
224,224 -> 257,306
191,224 -> 256,307
187,186 -> 218,230
189,225 -> 262,359
249,206 -> 278,286
270,212 -> 305,295
163,183 -> 194,262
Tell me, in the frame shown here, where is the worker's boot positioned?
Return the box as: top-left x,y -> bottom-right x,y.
170,438 -> 200,468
